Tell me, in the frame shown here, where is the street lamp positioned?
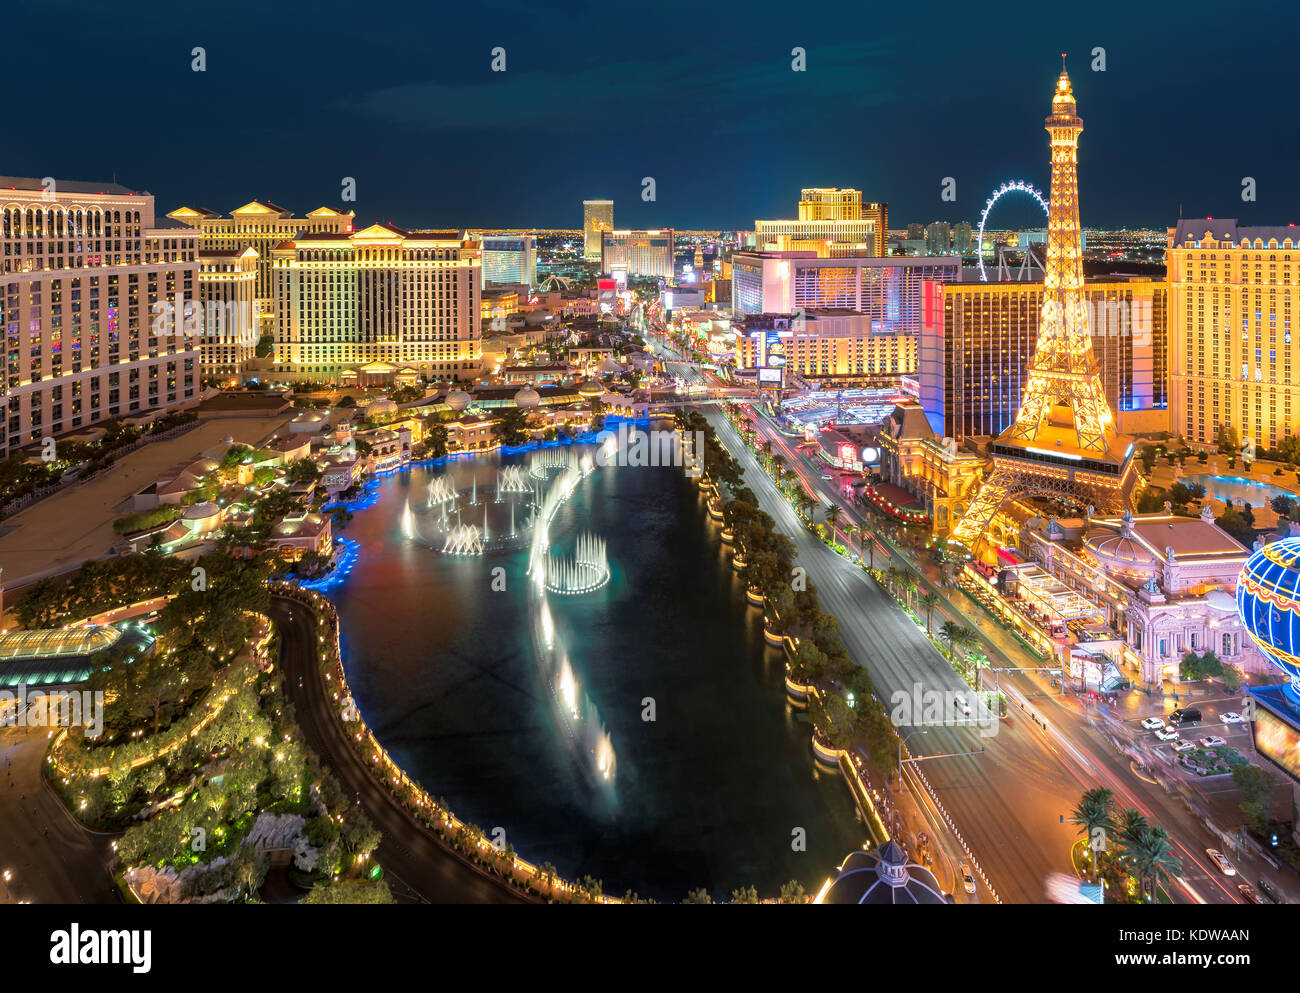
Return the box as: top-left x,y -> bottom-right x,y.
898,729 -> 928,786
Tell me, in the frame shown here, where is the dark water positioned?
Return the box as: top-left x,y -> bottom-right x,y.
328,449 -> 864,901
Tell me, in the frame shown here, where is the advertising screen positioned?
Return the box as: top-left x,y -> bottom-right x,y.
1254,705 -> 1300,781
758,368 -> 783,384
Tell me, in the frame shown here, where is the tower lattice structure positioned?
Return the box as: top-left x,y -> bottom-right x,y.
951,63 -> 1137,550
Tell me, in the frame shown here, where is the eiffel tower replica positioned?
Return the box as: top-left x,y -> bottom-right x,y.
952,60 -> 1137,550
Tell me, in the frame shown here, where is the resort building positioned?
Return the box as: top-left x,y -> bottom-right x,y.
197,246 -> 259,382
918,276 -> 1168,441
601,229 -> 675,279
877,402 -> 985,534
1167,219 -> 1300,451
166,201 -> 354,338
0,176 -> 201,456
582,200 -> 613,260
479,235 -> 537,288
1016,507 -> 1265,686
755,188 -> 889,258
731,252 -> 960,338
271,224 -> 481,386
734,310 -> 918,384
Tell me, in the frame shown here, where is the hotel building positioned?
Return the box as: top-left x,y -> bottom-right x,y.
754,188 -> 888,258
166,201 -> 354,338
0,177 -> 200,456
918,276 -> 1168,442
601,229 -> 675,279
271,223 -> 481,386
582,200 -> 613,260
196,247 -> 259,382
734,310 -> 917,384
731,252 -> 960,337
1167,219 -> 1300,450
480,234 -> 537,288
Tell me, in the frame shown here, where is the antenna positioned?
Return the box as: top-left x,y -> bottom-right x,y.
1061,52 -> 1067,71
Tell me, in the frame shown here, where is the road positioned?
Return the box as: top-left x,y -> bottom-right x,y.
707,408 -> 1084,902
732,405 -> 1261,904
272,596 -> 528,904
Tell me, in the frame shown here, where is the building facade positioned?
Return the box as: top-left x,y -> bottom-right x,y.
601,229 -> 674,279
1167,219 -> 1300,451
754,188 -> 888,258
480,235 -> 537,288
582,200 -> 613,260
734,310 -> 917,383
167,201 -> 354,337
0,177 -> 201,455
197,246 -> 258,381
731,252 -> 960,339
919,276 -> 1168,441
272,224 -> 481,386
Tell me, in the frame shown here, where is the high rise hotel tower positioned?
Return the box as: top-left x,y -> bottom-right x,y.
1168,219 -> 1300,452
1,177 -> 200,457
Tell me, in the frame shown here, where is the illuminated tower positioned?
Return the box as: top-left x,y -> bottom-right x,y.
952,61 -> 1137,550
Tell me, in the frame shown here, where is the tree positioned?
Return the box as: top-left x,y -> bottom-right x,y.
919,591 -> 940,635
1068,787 -> 1116,880
286,459 -> 322,485
492,408 -> 530,447
823,503 -> 843,535
730,886 -> 759,904
424,423 -> 448,459
1124,826 -> 1182,902
337,395 -> 357,409
1233,764 -> 1278,835
682,888 -> 712,904
778,879 -> 807,904
1216,507 -> 1254,547
300,879 -> 395,904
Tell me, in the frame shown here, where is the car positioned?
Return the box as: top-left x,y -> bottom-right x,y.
1207,849 -> 1237,876
820,473 -> 833,480
1221,712 -> 1245,725
1141,716 -> 1167,730
959,862 -> 976,894
1199,735 -> 1227,748
954,694 -> 972,716
1170,707 -> 1202,725
1154,727 -> 1180,741
1238,883 -> 1264,904
1171,740 -> 1195,753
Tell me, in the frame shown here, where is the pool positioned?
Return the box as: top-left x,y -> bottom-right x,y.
1185,473 -> 1297,507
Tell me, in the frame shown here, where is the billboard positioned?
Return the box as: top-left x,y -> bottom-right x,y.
1253,704 -> 1300,781
598,278 -> 617,315
758,367 -> 783,384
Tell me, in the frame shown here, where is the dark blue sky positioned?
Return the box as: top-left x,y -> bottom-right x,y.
10,0 -> 1297,231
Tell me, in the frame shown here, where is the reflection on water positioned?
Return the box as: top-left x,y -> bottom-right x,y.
326,448 -> 865,900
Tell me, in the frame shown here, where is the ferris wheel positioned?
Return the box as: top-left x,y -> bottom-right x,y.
977,180 -> 1049,282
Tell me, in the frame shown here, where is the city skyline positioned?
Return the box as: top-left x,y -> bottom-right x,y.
7,0 -> 1299,231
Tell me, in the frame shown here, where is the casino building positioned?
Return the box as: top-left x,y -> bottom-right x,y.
271,224 -> 482,385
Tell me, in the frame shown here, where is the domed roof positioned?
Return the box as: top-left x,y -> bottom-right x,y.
514,387 -> 540,409
1237,537 -> 1300,687
1084,529 -> 1157,568
183,501 -> 221,520
367,398 -> 398,416
818,841 -> 949,905
445,389 -> 471,411
579,381 -> 604,397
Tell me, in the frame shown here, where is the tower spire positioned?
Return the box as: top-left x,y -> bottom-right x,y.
951,63 -> 1136,551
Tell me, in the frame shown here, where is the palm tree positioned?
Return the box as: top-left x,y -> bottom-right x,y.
760,440 -> 773,460
824,503 -> 843,536
770,454 -> 786,481
886,565 -> 903,599
1068,787 -> 1116,882
841,523 -> 858,560
1124,826 -> 1182,902
939,619 -> 959,656
1115,809 -> 1150,857
919,591 -> 940,635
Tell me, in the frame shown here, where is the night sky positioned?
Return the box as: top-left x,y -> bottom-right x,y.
10,0 -> 1298,231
